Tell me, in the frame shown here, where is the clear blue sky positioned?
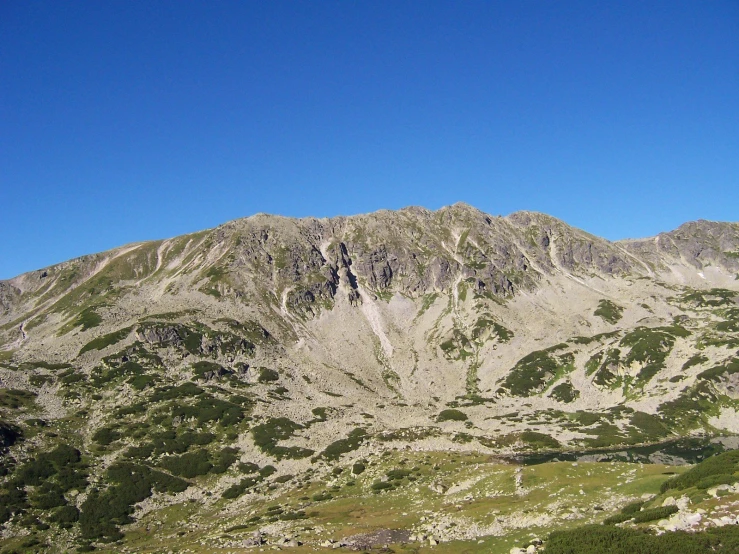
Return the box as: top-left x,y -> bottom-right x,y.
1,1 -> 737,279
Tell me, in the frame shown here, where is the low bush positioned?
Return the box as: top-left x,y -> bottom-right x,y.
316,428 -> 367,461
251,418 -> 314,460
79,462 -> 187,541
546,524 -> 739,553
79,326 -> 132,354
437,409 -> 468,422
661,450 -> 739,493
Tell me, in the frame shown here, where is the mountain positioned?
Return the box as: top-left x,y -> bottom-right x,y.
1,203 -> 739,553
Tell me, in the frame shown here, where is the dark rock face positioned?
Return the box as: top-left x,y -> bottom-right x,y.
136,324 -> 183,347
0,421 -> 21,448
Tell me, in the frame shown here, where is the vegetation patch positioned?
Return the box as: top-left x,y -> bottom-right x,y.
72,306 -> 103,331
680,288 -> 737,308
191,361 -> 231,381
546,523 -> 739,553
682,354 -> 708,371
79,326 -> 133,355
315,428 -> 367,461
619,326 -> 687,385
79,462 -> 187,542
0,389 -> 37,411
437,408 -> 468,422
499,346 -> 575,396
594,299 -> 624,324
257,367 -> 279,383
251,417 -> 314,460
661,450 -> 739,493
548,381 -> 579,403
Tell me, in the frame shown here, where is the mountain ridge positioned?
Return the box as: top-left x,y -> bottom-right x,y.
1,203 -> 739,552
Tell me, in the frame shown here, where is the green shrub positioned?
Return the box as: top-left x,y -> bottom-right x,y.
500,348 -> 575,396
128,374 -> 157,390
370,481 -> 393,491
316,428 -> 367,461
160,450 -> 212,478
211,447 -> 239,474
549,381 -> 579,403
386,469 -> 412,481
257,368 -> 279,383
79,326 -> 133,354
0,389 -> 37,410
631,505 -> 678,524
49,505 -> 80,524
352,462 -> 366,475
239,462 -> 259,474
594,299 -> 624,324
191,361 -> 229,381
695,474 -> 739,490
520,431 -> 560,450
74,307 -> 103,331
661,450 -> 739,493
171,395 -> 244,426
251,418 -> 314,460
546,523 -> 739,553
437,409 -> 468,422
79,462 -> 187,541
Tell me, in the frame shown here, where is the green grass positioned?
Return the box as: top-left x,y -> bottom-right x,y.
251,417 -> 314,460
661,450 -> 739,493
0,389 -> 37,410
78,326 -> 133,355
549,381 -> 580,403
315,428 -> 367,461
546,523 -> 739,553
594,299 -> 624,324
499,346 -> 575,396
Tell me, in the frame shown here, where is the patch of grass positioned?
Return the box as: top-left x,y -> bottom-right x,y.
79,462 -> 187,542
251,417 -> 314,460
519,431 -> 561,450
618,326 -> 688,386
682,354 -> 708,371
499,347 -> 575,396
257,367 -> 279,383
546,523 -> 739,553
680,288 -> 737,308
73,306 -> 103,331
548,381 -> 579,403
570,331 -> 620,345
594,299 -> 624,324
171,395 -> 245,427
191,361 -> 231,381
661,450 -> 739,493
0,389 -> 37,410
315,428 -> 367,461
79,326 -> 133,355
697,358 -> 739,383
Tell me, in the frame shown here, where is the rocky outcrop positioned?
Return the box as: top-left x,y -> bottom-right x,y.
620,220 -> 739,273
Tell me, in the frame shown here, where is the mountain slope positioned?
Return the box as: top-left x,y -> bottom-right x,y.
1,203 -> 739,552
